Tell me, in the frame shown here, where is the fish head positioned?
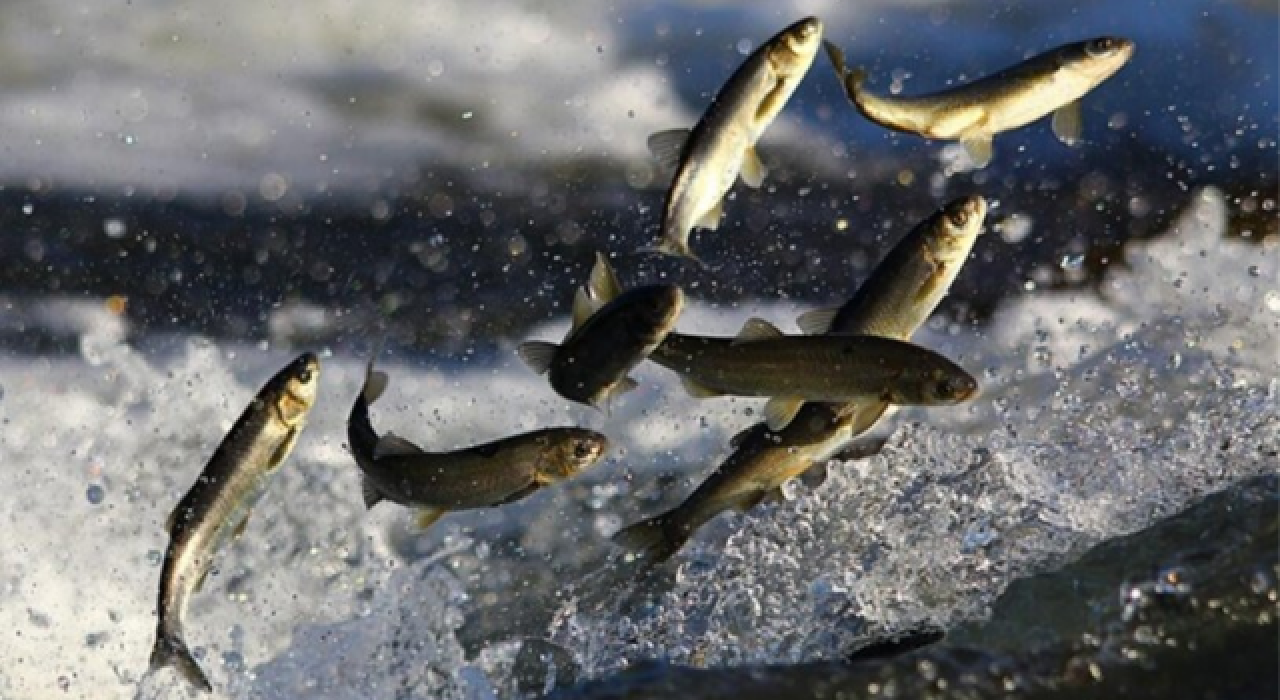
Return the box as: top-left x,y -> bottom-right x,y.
931,194 -> 987,257
535,429 -> 610,481
275,352 -> 321,426
769,17 -> 824,77
922,366 -> 980,405
883,362 -> 978,406
1064,37 -> 1135,82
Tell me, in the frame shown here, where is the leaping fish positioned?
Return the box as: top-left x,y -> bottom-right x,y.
150,353 -> 320,693
647,16 -> 824,263
349,355 -> 608,530
825,38 -> 1134,167
518,252 -> 683,411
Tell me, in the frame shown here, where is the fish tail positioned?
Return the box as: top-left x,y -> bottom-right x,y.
611,513 -> 685,564
149,630 -> 213,693
643,236 -> 705,269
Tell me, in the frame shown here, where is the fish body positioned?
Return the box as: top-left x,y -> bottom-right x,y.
825,38 -> 1134,166
520,254 -> 683,410
350,356 -> 608,528
614,197 -> 988,563
613,416 -> 854,563
650,326 -> 977,430
151,353 -> 320,693
649,17 -> 824,261
798,195 -> 988,338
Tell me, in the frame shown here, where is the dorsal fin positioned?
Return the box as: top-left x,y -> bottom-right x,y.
374,432 -> 424,459
732,317 -> 785,345
571,288 -> 598,331
647,128 -> 691,171
587,252 -> 624,304
796,307 -> 839,335
517,341 -> 558,375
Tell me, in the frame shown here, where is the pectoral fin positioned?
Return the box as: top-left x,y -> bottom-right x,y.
360,474 -> 386,509
596,376 -> 640,414
739,146 -> 767,188
266,428 -> 300,471
414,507 -> 446,531
231,512 -> 251,541
1051,99 -> 1082,146
961,136 -> 993,168
647,129 -> 691,171
764,396 -> 806,431
517,341 -> 558,375
695,199 -> 725,231
796,307 -> 839,335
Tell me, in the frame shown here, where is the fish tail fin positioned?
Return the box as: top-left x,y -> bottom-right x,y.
149,631 -> 212,693
641,236 -> 706,269
611,513 -> 685,564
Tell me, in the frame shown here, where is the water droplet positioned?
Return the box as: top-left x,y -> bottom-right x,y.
21,203 -> 33,215
147,549 -> 163,566
1247,265 -> 1260,277
461,111 -> 474,120
103,218 -> 127,238
86,483 -> 105,505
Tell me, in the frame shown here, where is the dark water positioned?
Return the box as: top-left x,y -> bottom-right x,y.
1,0 -> 1274,356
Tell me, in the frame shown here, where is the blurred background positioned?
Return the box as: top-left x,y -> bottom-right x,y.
0,0 -> 1273,356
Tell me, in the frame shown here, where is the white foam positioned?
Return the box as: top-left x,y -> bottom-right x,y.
0,189 -> 1274,698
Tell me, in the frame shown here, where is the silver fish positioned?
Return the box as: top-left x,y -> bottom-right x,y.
825,38 -> 1134,166
350,356 -> 608,530
650,324 -> 978,431
519,252 -> 683,410
647,16 -> 824,262
613,197 -> 987,563
150,353 -> 320,693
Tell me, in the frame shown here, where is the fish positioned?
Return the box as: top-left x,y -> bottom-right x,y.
824,38 -> 1134,166
613,197 -> 987,563
150,352 -> 320,693
350,355 -> 608,529
612,416 -> 856,563
798,195 -> 988,338
649,323 -> 978,431
647,16 -> 824,262
518,252 -> 683,410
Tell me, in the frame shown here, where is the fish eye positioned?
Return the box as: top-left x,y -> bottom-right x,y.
573,441 -> 595,459
1087,38 -> 1116,57
298,368 -> 313,383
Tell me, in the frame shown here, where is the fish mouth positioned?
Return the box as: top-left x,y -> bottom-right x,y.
782,17 -> 824,54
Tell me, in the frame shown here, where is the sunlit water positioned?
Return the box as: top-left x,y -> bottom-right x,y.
0,186 -> 1273,699
0,0 -> 1275,697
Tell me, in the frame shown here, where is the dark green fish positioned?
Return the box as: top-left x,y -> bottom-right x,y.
519,252 -> 683,410
151,353 -> 320,693
650,324 -> 978,430
350,356 -> 608,529
614,197 -> 987,563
